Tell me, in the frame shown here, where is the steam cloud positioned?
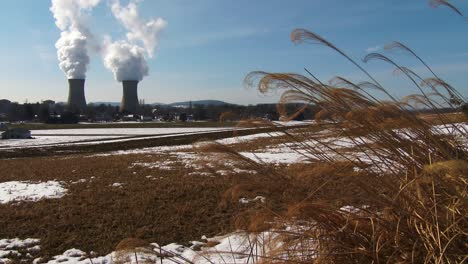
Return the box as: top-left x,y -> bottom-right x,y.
103,0 -> 167,82
102,39 -> 148,82
50,0 -> 100,79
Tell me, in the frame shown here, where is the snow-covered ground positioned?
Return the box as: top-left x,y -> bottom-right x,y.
31,127 -> 235,136
93,131 -> 287,156
124,123 -> 468,172
0,232 -> 280,264
216,131 -> 285,145
0,121 -> 314,150
273,120 -> 315,126
0,238 -> 40,263
0,181 -> 66,204
0,127 -> 237,150
2,227 -> 315,264
0,136 -> 120,149
1,122 -> 465,263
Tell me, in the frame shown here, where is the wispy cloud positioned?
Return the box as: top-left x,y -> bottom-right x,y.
366,45 -> 382,53
166,28 -> 270,48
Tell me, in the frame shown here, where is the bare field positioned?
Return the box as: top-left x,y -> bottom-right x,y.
8,121 -> 238,131
0,117 -> 466,263
0,126 -> 308,262
0,152 -> 251,260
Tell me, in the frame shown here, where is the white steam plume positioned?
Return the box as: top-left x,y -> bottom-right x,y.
50,0 -> 100,79
103,0 -> 166,82
103,38 -> 148,82
110,0 -> 167,57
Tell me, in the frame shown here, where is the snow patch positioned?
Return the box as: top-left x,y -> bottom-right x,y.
216,132 -> 285,145
0,238 -> 40,263
239,196 -> 266,204
40,232 -> 281,264
0,181 -> 67,204
240,151 -> 307,164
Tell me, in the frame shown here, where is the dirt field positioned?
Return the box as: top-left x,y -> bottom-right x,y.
0,126 -> 304,262
1,116 -> 465,262
0,152 -> 256,261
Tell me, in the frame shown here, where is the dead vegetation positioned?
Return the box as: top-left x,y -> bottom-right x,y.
0,124 -> 304,159
0,153 -> 250,261
1,2 -> 467,263
205,26 -> 468,263
0,133 -> 314,263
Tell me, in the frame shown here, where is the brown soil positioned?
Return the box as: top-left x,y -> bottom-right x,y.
0,153 -> 260,261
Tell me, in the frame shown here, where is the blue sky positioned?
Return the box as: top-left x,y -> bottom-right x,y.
0,0 -> 466,105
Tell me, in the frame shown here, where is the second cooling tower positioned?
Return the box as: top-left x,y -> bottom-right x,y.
67,79 -> 87,112
120,80 -> 139,114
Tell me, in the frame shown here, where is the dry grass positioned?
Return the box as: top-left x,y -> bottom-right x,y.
205,26 -> 468,263
0,125 -> 302,159
429,0 -> 467,19
2,4 -> 467,263
2,129 -> 330,263
0,152 -> 268,262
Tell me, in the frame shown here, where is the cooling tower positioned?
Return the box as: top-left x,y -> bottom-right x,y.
67,79 -> 87,112
120,80 -> 139,113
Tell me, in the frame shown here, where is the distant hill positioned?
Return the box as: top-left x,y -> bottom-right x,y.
87,100 -> 232,107
90,102 -> 166,106
169,100 -> 233,107
89,102 -> 120,106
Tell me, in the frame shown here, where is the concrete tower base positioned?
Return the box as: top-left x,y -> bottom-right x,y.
67,79 -> 87,112
120,80 -> 139,114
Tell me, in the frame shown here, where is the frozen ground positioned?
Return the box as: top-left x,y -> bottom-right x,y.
126,123 -> 468,173
1,122 -> 465,263
3,227 -> 314,263
31,127 -> 235,136
0,181 -> 66,204
0,238 -> 40,263
0,136 -> 120,149
93,131 -> 287,156
0,127 -> 237,150
0,121 -> 313,150
0,232 -> 279,264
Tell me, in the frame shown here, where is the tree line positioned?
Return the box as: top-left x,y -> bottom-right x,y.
0,99 -> 317,123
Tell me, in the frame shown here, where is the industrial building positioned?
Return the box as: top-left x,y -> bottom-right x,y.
67,79 -> 87,112
120,80 -> 139,114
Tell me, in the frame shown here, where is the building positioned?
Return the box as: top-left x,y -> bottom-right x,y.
140,115 -> 153,122
1,128 -> 32,139
42,100 -> 56,110
67,79 -> 87,112
0,99 -> 11,114
0,122 -> 8,130
120,80 -> 139,114
94,113 -> 113,123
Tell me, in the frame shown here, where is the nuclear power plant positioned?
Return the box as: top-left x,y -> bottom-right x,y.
120,80 -> 139,113
67,79 -> 87,112
50,0 -> 165,117
64,78 -> 141,114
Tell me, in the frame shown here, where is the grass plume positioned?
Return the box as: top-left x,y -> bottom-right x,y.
429,0 -> 467,19
230,28 -> 468,263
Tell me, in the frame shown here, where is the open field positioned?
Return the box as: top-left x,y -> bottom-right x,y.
0,124 -> 310,159
0,152 -> 247,261
7,121 -> 238,131
0,127 -> 237,150
0,117 -> 466,263
0,122 -> 314,263
2,0 -> 467,262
